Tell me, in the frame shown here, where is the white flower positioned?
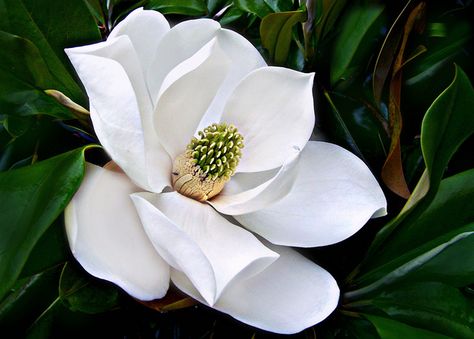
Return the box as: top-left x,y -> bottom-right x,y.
64,8 -> 387,334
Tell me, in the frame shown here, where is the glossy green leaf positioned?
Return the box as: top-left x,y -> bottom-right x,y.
330,5 -> 385,87
84,0 -> 106,25
3,116 -> 34,138
368,168 -> 474,269
421,64 -> 474,190
315,0 -> 348,41
0,0 -> 101,106
19,218 -> 69,279
322,91 -> 389,167
260,10 -> 306,65
207,0 -> 227,15
371,282 -> 474,338
0,147 -> 89,300
220,7 -> 246,25
347,169 -> 474,298
264,0 -> 294,13
59,262 -> 119,314
146,0 -> 208,16
0,267 -> 62,334
363,65 -> 474,258
364,314 -> 451,339
347,224 -> 474,299
235,0 -> 273,18
348,169 -> 474,295
405,21 -> 472,88
0,31 -> 73,119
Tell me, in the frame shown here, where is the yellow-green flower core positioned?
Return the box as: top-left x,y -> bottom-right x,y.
171,123 -> 244,201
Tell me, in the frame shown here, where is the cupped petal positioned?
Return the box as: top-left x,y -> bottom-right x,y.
66,37 -> 172,192
66,40 -> 151,189
65,163 -> 170,300
108,8 -> 170,75
153,38 -> 231,160
146,19 -> 221,105
220,67 -> 315,173
209,148 -> 299,215
131,191 -> 278,306
196,28 -> 267,129
236,141 -> 388,247
172,244 -> 339,334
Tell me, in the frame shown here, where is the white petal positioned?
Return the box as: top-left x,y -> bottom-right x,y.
153,38 -> 231,160
66,42 -> 150,189
66,37 -> 172,192
236,142 -> 388,247
109,8 -> 170,75
220,67 -> 315,172
209,149 -> 299,215
131,192 -> 278,306
172,244 -> 339,334
146,19 -> 221,105
196,28 -> 267,129
64,163 -> 170,300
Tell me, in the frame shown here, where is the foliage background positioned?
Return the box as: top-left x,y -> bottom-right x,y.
0,0 -> 473,337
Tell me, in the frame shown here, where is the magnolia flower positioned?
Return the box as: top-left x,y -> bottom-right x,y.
64,8 -> 386,334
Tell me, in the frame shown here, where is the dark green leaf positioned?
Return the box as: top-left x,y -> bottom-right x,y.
364,314 -> 451,339
235,0 -> 273,18
207,0 -> 229,15
84,0 -> 106,25
405,21 -> 472,88
347,222 -> 474,299
260,10 -> 306,65
347,169 -> 474,297
20,218 -> 69,279
363,65 -> 474,258
146,0 -> 208,16
264,0 -> 294,13
322,91 -> 389,167
220,7 -> 246,25
315,0 -> 348,41
59,262 -> 119,314
371,282 -> 474,338
421,64 -> 474,190
330,5 -> 385,88
368,168 -> 474,269
0,267 -> 62,334
0,147 -> 89,300
0,31 -> 73,119
3,115 -> 34,138
0,0 -> 101,106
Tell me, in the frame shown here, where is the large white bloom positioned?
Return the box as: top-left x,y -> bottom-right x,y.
64,8 -> 387,334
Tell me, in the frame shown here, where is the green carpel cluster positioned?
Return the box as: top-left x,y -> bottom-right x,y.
187,123 -> 243,180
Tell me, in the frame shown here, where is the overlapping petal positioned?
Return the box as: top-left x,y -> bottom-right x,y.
220,67 -> 315,173
65,39 -> 153,189
131,192 -> 279,306
65,164 -> 170,300
172,244 -> 339,334
66,25 -> 172,193
195,28 -> 267,129
236,142 -> 388,247
153,38 -> 231,160
209,149 -> 300,215
147,19 -> 221,105
108,7 -> 170,75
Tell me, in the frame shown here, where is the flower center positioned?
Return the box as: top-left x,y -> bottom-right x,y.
171,123 -> 244,201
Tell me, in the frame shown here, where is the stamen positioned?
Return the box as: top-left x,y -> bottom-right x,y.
172,123 -> 244,201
